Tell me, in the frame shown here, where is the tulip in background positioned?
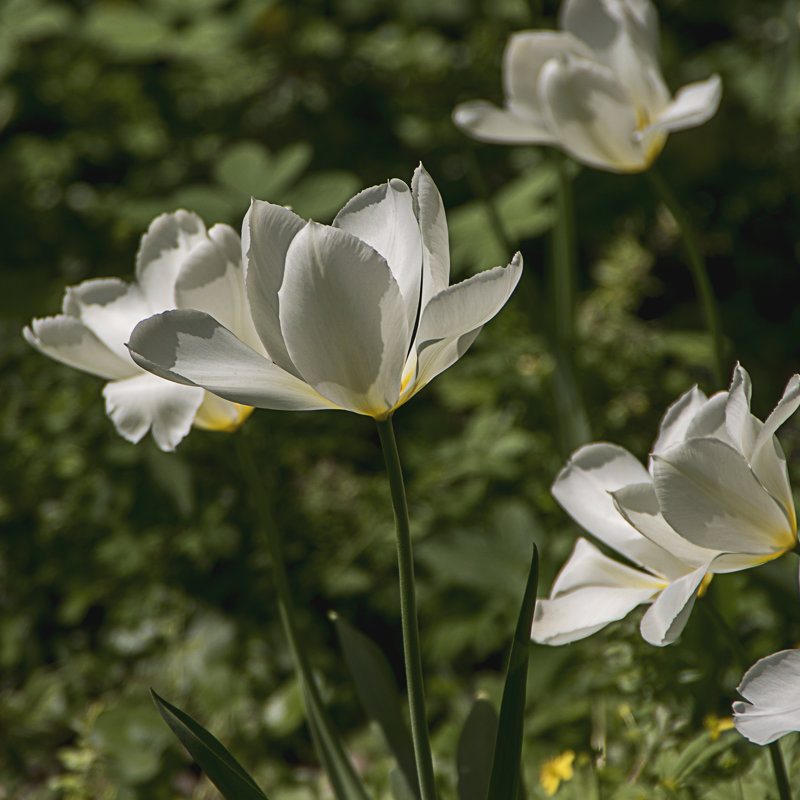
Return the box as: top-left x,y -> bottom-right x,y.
127,165 -> 522,419
733,649 -> 800,746
533,364 -> 800,647
452,0 -> 722,173
24,211 -> 254,450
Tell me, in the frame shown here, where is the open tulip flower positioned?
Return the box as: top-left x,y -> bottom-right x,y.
533,364 -> 800,647
453,0 -> 722,173
127,165 -> 523,419
24,211 -> 255,451
733,649 -> 800,746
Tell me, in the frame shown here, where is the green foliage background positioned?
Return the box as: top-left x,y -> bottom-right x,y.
2,0 -> 800,797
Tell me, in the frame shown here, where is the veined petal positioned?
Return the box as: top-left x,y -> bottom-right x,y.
612,482 -> 717,574
504,31 -> 593,124
128,310 -> 337,411
538,56 -> 651,173
653,437 -> 796,557
734,650 -> 800,745
65,278 -> 152,361
650,385 -> 708,459
23,315 -> 138,381
452,101 -> 552,144
175,223 -> 263,353
646,75 -> 722,135
639,563 -> 710,646
552,442 -> 680,569
333,178 -> 423,332
411,164 -> 450,311
102,372 -> 204,451
724,363 -> 757,457
278,222 -> 409,416
532,538 -> 663,645
242,198 -> 307,376
685,390 -> 729,441
750,375 -> 800,527
135,210 -> 208,310
412,255 -> 522,391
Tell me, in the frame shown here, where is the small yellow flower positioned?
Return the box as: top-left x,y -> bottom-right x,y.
539,750 -> 575,796
704,714 -> 735,740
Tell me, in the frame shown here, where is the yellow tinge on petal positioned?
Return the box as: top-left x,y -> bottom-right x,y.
697,573 -> 713,598
539,750 -> 576,796
193,393 -> 255,433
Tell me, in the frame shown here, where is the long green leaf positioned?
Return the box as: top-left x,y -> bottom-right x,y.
456,697 -> 498,800
332,612 -> 419,798
151,690 -> 269,800
487,545 -> 539,800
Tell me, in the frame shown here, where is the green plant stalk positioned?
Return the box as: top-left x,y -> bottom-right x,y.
550,153 -> 591,455
768,740 -> 793,800
646,166 -> 725,389
376,416 -> 437,800
234,432 -> 369,800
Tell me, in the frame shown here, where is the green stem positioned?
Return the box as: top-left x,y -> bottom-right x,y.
768,740 -> 793,800
550,153 -> 591,455
234,432 -> 368,800
646,166 -> 726,389
375,416 -> 437,800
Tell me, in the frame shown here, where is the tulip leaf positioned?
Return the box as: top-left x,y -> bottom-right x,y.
389,767 -> 418,800
282,171 -> 362,221
487,544 -> 539,800
151,689 -> 269,800
331,612 -> 419,799
456,696 -> 498,800
268,142 -> 314,198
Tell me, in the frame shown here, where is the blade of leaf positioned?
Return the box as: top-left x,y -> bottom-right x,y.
331,612 -> 420,799
389,767 -> 418,800
457,696 -> 498,800
487,545 -> 539,800
151,690 -> 269,800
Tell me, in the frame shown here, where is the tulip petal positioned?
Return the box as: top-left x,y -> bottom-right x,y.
654,437 -> 795,557
646,75 -> 722,135
552,442 -> 683,570
128,310 -> 337,411
503,31 -> 592,132
724,363 -> 757,456
135,210 -> 208,310
279,222 -> 409,416
532,538 -> 663,645
452,101 -> 551,145
102,372 -> 204,451
413,254 -> 522,390
733,650 -> 800,745
612,482 -> 717,574
23,315 -> 138,381
411,164 -> 450,310
538,57 -> 649,172
684,390 -> 728,440
176,223 -> 263,353
242,199 -> 307,376
650,385 -> 708,459
333,178 -> 423,332
639,563 -> 709,646
64,278 -> 153,361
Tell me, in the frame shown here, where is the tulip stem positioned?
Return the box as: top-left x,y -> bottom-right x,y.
550,153 -> 591,455
768,740 -> 793,800
645,166 -> 725,389
234,431 -> 369,800
376,416 -> 437,800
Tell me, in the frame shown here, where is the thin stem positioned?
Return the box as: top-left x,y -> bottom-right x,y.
768,740 -> 793,800
234,432 -> 368,800
550,153 -> 591,455
646,166 -> 726,389
375,416 -> 437,800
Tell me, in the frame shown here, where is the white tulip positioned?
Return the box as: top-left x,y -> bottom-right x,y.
24,211 -> 254,451
453,0 -> 722,173
533,365 -> 800,647
733,649 -> 800,745
127,165 -> 522,420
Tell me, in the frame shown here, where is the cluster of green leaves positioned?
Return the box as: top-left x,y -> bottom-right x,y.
2,0 -> 800,798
